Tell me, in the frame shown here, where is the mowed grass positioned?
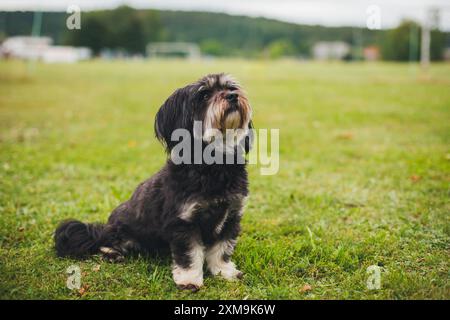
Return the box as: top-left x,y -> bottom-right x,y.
0,59 -> 449,300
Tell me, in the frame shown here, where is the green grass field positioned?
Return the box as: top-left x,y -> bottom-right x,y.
0,60 -> 449,299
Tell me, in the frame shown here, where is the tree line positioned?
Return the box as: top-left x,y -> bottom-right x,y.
0,6 -> 448,60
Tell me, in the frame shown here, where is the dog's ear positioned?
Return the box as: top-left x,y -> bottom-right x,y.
154,86 -> 194,151
244,120 -> 254,154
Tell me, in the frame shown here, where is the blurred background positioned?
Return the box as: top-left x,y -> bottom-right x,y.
0,0 -> 449,64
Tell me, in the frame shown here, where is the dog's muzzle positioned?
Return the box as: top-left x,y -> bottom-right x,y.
226,92 -> 238,103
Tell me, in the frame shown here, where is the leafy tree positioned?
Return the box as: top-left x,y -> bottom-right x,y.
106,6 -> 146,54
66,15 -> 108,55
64,6 -> 161,55
200,39 -> 226,56
381,20 -> 445,61
381,20 -> 416,61
430,30 -> 446,61
266,39 -> 295,59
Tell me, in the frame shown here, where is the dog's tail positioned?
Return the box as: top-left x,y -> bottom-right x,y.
54,219 -> 106,259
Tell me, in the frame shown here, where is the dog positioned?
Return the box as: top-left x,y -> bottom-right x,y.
54,73 -> 253,292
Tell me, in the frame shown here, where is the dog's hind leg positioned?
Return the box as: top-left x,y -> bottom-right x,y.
100,246 -> 125,262
98,221 -> 141,263
100,239 -> 141,262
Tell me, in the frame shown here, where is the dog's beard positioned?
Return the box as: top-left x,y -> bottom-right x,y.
223,110 -> 241,130
203,94 -> 251,143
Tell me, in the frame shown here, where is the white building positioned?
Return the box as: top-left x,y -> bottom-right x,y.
312,41 -> 350,60
41,46 -> 91,63
0,36 -> 52,60
0,36 -> 91,63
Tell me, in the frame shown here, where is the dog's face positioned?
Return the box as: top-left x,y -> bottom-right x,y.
155,73 -> 252,151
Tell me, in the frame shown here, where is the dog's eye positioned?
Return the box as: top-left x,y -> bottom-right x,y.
202,92 -> 209,100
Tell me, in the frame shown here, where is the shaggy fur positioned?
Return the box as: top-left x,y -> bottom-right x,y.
54,73 -> 252,291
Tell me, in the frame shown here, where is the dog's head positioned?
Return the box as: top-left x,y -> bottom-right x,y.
155,73 -> 252,152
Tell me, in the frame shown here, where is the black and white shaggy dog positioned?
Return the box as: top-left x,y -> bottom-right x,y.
54,73 -> 253,291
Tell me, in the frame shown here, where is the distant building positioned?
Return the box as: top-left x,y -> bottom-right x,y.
312,41 -> 350,60
0,36 -> 91,63
0,36 -> 52,60
99,48 -> 144,60
363,46 -> 380,61
147,42 -> 201,59
42,46 -> 91,63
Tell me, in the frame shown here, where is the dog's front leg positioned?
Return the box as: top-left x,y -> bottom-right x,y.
171,236 -> 205,292
206,239 -> 243,280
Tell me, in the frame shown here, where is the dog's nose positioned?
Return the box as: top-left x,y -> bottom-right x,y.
226,92 -> 238,102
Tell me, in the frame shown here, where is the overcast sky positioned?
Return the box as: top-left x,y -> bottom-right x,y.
1,0 -> 450,30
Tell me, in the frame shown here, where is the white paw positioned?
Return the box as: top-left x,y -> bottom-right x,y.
210,261 -> 243,281
172,265 -> 203,291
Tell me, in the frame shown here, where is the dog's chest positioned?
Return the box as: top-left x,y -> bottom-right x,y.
188,196 -> 244,241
